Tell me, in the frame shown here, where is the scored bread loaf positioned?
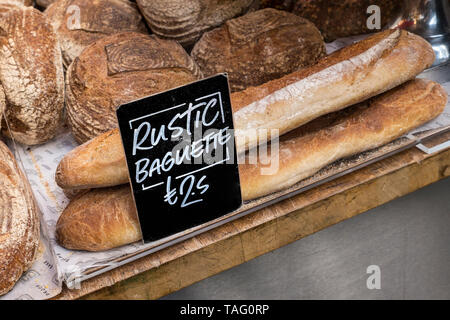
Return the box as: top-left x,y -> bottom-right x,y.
56,185 -> 141,252
55,79 -> 447,251
45,0 -> 148,68
292,0 -> 401,42
231,29 -> 434,153
136,0 -> 259,49
65,32 -> 203,144
0,140 -> 40,295
0,6 -> 65,145
191,8 -> 326,92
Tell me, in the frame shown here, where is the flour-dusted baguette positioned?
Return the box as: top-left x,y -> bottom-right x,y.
56,185 -> 141,251
191,8 -> 326,92
0,140 -> 40,295
65,32 -> 203,144
55,79 -> 447,251
45,0 -> 148,68
239,79 -> 447,199
0,7 -> 64,145
55,128 -> 126,189
232,29 -> 435,153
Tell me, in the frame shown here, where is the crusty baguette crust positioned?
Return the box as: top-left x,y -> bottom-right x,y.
0,140 -> 40,295
231,29 -> 435,152
56,185 -> 141,251
55,128 -> 126,189
240,79 -> 447,199
55,79 -> 447,251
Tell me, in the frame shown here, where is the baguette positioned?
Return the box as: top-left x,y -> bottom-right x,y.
56,185 -> 141,252
0,140 -> 40,295
55,79 -> 447,251
239,79 -> 447,199
232,29 -> 435,153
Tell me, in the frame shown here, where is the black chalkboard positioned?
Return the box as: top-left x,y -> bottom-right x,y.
116,74 -> 242,242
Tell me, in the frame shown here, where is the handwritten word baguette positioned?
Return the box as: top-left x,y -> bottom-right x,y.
232,29 -> 435,152
55,79 -> 447,251
0,140 -> 40,295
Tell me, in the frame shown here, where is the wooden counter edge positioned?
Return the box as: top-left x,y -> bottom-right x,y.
54,136 -> 450,300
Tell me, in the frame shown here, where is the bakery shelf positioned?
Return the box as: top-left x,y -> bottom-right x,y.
53,130 -> 450,300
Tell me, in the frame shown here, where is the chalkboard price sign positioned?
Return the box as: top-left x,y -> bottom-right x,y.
117,74 -> 242,242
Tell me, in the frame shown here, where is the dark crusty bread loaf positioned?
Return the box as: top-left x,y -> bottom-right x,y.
292,0 -> 401,42
55,79 -> 447,251
0,6 -> 65,145
45,0 -> 148,68
56,185 -> 141,251
0,140 -> 40,295
136,0 -> 259,49
65,32 -> 203,144
191,8 -> 326,92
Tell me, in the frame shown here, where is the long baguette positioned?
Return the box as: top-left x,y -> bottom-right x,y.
231,28 -> 434,152
55,79 -> 447,251
239,79 -> 447,199
55,29 -> 435,190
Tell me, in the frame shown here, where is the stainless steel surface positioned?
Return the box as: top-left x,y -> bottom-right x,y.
164,178 -> 450,300
390,0 -> 450,67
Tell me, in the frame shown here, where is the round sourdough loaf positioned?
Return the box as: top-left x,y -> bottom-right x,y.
0,7 -> 64,145
136,0 -> 259,49
0,140 -> 40,296
191,8 -> 326,92
66,32 -> 203,144
292,0 -> 400,42
45,0 -> 148,68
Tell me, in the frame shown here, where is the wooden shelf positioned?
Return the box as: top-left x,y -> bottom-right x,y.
54,131 -> 450,300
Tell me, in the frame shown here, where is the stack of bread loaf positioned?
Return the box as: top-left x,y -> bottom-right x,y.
0,0 -> 447,295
